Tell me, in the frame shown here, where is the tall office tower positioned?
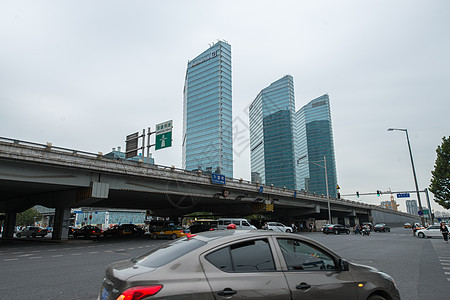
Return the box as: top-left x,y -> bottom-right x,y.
249,75 -> 297,189
406,199 -> 418,215
182,41 -> 233,178
295,94 -> 338,198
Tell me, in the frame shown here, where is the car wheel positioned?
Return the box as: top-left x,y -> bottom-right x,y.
171,234 -> 177,240
368,294 -> 387,300
84,233 -> 89,238
152,234 -> 158,240
346,230 -> 350,234
334,230 -> 339,235
418,232 -> 425,238
286,229 -> 292,233
31,233 -> 36,238
16,233 -> 21,238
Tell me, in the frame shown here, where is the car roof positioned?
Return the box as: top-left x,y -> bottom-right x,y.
186,230 -> 342,257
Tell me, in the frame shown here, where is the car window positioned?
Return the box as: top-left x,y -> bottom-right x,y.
135,238 -> 206,268
277,238 -> 336,271
242,221 -> 250,226
206,238 -> 275,272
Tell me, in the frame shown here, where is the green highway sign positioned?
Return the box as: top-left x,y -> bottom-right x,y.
155,120 -> 173,150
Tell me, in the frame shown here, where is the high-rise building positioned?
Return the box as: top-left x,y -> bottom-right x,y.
406,199 -> 418,215
249,75 -> 297,189
295,94 -> 338,198
182,41 -> 233,178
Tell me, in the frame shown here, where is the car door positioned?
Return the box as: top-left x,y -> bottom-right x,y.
274,238 -> 357,300
201,238 -> 290,299
427,226 -> 440,237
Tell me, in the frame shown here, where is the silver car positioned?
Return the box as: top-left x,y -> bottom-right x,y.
16,226 -> 48,238
98,230 -> 400,300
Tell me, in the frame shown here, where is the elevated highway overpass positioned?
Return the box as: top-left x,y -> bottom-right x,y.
0,137 -> 419,239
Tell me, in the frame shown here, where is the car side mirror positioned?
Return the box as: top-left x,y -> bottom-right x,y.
338,259 -> 349,271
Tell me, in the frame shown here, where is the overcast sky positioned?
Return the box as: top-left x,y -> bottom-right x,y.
1,0 -> 449,214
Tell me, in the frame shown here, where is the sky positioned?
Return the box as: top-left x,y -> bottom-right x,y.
1,0 -> 449,214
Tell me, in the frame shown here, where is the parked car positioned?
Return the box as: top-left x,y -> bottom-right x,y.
73,225 -> 103,238
373,223 -> 390,232
151,224 -> 189,240
322,224 -> 350,235
16,226 -> 48,238
118,224 -> 145,236
98,230 -> 400,300
404,223 -> 412,228
216,218 -> 257,230
264,222 -> 292,233
417,225 -> 449,238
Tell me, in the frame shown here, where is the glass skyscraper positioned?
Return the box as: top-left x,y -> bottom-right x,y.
249,75 -> 297,189
295,94 -> 338,198
182,41 -> 233,178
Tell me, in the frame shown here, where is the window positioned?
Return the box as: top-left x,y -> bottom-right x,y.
134,239 -> 206,268
277,239 -> 336,271
206,239 -> 275,272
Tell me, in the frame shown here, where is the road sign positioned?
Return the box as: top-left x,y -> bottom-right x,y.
211,174 -> 226,185
422,208 -> 429,215
418,210 -> 423,216
259,186 -> 264,193
155,120 -> 173,150
397,193 -> 410,198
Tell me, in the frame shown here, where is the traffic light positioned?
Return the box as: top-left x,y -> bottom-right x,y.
337,192 -> 341,199
356,191 -> 359,198
377,190 -> 381,197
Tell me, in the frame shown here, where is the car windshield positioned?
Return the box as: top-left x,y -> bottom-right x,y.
134,238 -> 206,268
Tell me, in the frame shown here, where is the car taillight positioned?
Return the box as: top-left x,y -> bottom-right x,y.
116,285 -> 163,300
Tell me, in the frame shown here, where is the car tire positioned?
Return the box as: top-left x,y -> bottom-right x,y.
171,234 -> 177,240
16,233 -> 21,238
368,294 -> 387,300
334,230 -> 339,235
31,233 -> 36,238
346,230 -> 350,234
152,234 -> 158,240
418,232 -> 425,238
286,229 -> 292,233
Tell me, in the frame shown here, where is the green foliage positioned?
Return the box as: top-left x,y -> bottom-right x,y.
16,208 -> 43,226
430,136 -> 450,209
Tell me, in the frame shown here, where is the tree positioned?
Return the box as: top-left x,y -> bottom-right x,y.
16,208 -> 43,226
430,136 -> 450,209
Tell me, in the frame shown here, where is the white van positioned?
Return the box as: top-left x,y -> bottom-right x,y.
217,218 -> 257,230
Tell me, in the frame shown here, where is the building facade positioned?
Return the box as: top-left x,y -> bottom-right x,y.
249,75 -> 297,189
295,94 -> 338,198
183,41 -> 233,178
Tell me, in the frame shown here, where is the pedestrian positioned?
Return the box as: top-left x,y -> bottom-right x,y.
300,223 -> 304,232
412,223 -> 416,236
440,222 -> 449,243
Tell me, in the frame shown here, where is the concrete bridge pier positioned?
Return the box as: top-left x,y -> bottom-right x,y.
52,207 -> 71,240
1,208 -> 17,239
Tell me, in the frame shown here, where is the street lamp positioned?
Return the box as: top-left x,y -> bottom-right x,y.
387,128 -> 425,226
297,155 -> 331,224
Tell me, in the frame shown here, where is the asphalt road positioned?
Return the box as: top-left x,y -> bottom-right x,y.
0,227 -> 449,299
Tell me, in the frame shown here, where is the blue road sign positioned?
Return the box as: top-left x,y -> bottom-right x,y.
211,174 -> 226,185
259,186 -> 264,193
397,193 -> 410,198
418,210 -> 423,216
294,191 -> 297,198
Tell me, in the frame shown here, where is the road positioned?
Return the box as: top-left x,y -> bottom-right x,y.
0,227 -> 449,299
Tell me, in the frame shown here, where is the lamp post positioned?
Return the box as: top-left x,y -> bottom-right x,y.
297,155 -> 331,224
387,128 -> 425,226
